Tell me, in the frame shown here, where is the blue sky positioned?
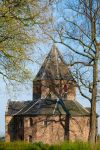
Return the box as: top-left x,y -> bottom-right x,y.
0,45 -> 100,136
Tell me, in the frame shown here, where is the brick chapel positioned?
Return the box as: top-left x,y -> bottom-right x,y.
5,45 -> 96,144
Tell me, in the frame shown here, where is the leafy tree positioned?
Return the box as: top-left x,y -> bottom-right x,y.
0,0 -> 50,82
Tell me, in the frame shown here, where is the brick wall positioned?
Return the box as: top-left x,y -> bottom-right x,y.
5,114 -> 15,142
33,80 -> 76,101
69,116 -> 90,141
5,115 -> 11,142
23,115 -> 90,143
23,115 -> 64,144
6,115 -> 90,143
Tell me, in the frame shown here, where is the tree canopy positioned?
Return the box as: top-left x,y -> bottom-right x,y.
0,0 -> 50,82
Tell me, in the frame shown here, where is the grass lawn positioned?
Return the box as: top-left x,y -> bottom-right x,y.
0,141 -> 100,150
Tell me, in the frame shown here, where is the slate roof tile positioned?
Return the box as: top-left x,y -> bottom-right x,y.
6,99 -> 90,117
34,45 -> 75,81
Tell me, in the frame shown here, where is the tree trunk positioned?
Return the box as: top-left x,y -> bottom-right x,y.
89,58 -> 98,142
88,0 -> 99,143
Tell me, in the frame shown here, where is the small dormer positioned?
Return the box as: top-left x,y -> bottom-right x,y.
33,45 -> 76,101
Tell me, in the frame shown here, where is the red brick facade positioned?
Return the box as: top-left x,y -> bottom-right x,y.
5,114 -> 90,143
5,46 -> 92,143
33,80 -> 76,101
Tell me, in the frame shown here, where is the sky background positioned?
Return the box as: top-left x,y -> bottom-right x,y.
0,45 -> 100,136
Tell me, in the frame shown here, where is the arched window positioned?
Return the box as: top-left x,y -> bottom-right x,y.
19,118 -> 23,128
28,135 -> 32,142
29,118 -> 33,127
87,119 -> 90,127
43,120 -> 48,127
64,84 -> 68,93
43,119 -> 50,127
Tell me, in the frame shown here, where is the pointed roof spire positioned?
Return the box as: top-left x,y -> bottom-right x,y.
34,45 -> 74,81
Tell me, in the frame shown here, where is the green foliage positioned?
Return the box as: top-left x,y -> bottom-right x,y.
33,142 -> 49,150
0,141 -> 99,150
0,0 -> 50,82
0,142 -> 41,150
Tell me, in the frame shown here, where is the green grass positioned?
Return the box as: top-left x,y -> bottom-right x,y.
0,141 -> 99,150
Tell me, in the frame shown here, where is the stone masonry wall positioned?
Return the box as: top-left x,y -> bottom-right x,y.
23,115 -> 90,143
69,116 -> 90,141
5,115 -> 13,142
5,115 -> 90,143
23,115 -> 65,144
33,80 -> 76,101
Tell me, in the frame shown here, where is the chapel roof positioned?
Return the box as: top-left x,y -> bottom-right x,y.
6,46 -> 89,118
34,45 -> 75,81
6,101 -> 30,116
6,99 -> 90,117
